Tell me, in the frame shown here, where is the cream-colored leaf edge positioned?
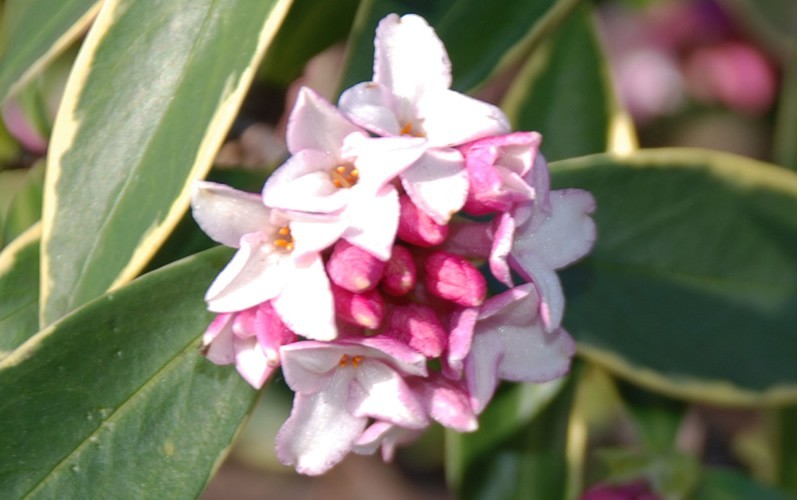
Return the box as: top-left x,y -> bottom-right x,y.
1,2 -> 102,103
578,343 -> 795,407
0,221 -> 41,276
552,147 -> 797,195
40,0 -> 295,326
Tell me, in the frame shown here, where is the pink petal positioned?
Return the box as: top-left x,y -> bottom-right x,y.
286,86 -> 362,155
190,181 -> 273,248
272,254 -> 337,340
489,212 -> 516,287
423,251 -> 487,307
513,255 -> 564,332
353,422 -> 423,462
384,303 -> 448,358
512,189 -> 596,270
202,314 -> 235,365
233,336 -> 277,389
280,341 -> 352,394
353,336 -> 429,376
276,370 -> 366,476
327,239 -> 385,292
442,220 -> 494,258
343,133 -> 426,191
396,193 -> 449,247
400,149 -> 468,225
380,244 -> 417,296
332,285 -> 385,329
443,307 -> 478,379
349,359 -> 428,428
414,376 -> 478,432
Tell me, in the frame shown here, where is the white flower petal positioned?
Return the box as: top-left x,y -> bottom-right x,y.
205,234 -> 288,312
276,370 -> 366,476
272,255 -> 337,340
233,336 -> 275,389
287,86 -> 363,155
262,150 -> 349,214
373,14 -> 451,102
350,360 -> 428,428
400,149 -> 468,225
191,181 -> 272,248
417,90 -> 510,147
338,82 -> 402,136
342,186 -> 399,261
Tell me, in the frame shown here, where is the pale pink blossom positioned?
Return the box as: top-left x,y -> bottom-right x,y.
190,181 -> 337,340
262,87 -> 424,260
339,14 -> 510,224
201,302 -> 296,389
276,336 -> 428,475
464,284 -> 575,413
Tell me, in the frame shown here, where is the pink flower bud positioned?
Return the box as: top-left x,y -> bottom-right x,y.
384,303 -> 447,357
332,285 -> 385,329
397,194 -> 448,247
423,251 -> 486,307
326,240 -> 385,292
381,245 -> 417,296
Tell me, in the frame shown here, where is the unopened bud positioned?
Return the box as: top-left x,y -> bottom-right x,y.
381,245 -> 417,296
385,303 -> 447,357
326,240 -> 385,292
397,194 -> 448,247
423,251 -> 486,307
332,285 -> 385,329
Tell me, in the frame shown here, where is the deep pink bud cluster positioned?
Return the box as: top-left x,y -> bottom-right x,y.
191,12 -> 596,476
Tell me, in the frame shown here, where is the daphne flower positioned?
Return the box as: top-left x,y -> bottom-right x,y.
508,189 -> 596,330
202,302 -> 296,389
339,14 -> 510,224
276,336 -> 429,475
190,181 -> 337,340
262,87 -> 425,260
464,284 -> 575,413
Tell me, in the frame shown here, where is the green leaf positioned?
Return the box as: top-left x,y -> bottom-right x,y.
551,149 -> 796,405
446,378 -> 566,488
2,160 -> 44,246
40,0 -> 294,327
694,468 -> 792,500
0,246 -> 259,498
616,380 -> 686,453
259,0 -> 360,86
773,64 -> 796,170
339,0 -> 580,93
0,0 -> 100,103
449,371 -> 578,500
0,223 -> 40,358
503,3 -> 627,160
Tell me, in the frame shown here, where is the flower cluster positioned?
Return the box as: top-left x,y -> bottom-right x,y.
191,13 -> 595,475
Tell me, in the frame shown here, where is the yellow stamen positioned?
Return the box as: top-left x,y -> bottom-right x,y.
274,226 -> 294,253
339,354 -> 364,368
330,163 -> 359,189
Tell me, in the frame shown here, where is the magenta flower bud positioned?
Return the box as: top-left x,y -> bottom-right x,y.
397,194 -> 449,247
326,240 -> 386,292
581,480 -> 658,500
381,245 -> 417,296
385,303 -> 447,357
332,284 -> 385,329
423,251 -> 486,307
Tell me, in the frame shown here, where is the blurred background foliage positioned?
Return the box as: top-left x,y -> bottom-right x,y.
0,0 -> 794,498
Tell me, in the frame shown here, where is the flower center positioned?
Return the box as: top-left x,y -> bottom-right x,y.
274,226 -> 294,252
400,122 -> 425,138
338,354 -> 364,368
330,164 -> 359,189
